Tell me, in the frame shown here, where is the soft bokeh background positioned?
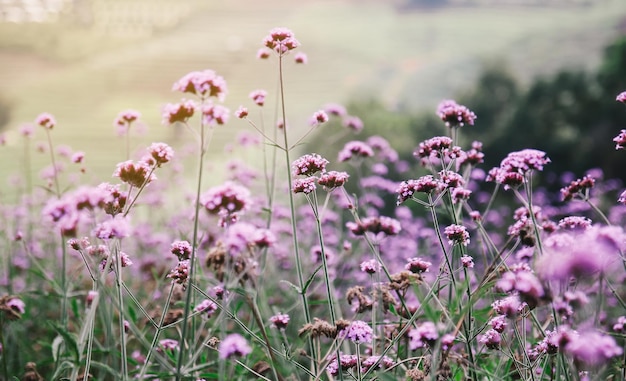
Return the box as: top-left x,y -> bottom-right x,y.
0,0 -> 625,189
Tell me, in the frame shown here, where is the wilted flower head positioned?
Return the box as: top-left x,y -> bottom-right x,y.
436,100 -> 476,128
219,333 -> 252,359
172,69 -> 227,100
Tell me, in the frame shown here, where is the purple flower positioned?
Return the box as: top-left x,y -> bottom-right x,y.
396,176 -> 444,205
170,240 -> 192,261
340,320 -> 373,344
235,106 -> 248,119
616,91 -> 626,103
114,160 -> 155,188
558,216 -> 592,231
342,116 -> 364,132
479,329 -> 501,349
338,141 -> 374,162
361,355 -> 394,373
194,299 -> 218,318
408,321 -> 439,349
405,257 -> 432,273
444,224 -> 470,246
200,102 -> 229,125
162,99 -> 196,125
346,216 -> 401,237
201,181 -> 252,216
318,171 -> 349,190
172,69 -> 227,100
294,52 -> 308,64
93,216 -> 131,240
249,89 -> 268,106
6,297 -> 25,314
560,175 -> 595,201
262,27 -> 300,55
292,177 -> 317,194
565,330 -> 623,366
168,260 -> 190,286
360,259 -> 381,274
269,313 -> 290,330
158,339 -> 179,352
309,110 -> 329,125
612,316 -> 626,333
436,99 -> 476,128
326,353 -> 358,376
489,315 -> 507,333
414,136 -> 453,160
291,154 -> 329,176
219,333 -> 252,359
488,149 -> 550,188
614,129 -> 626,150
35,112 -> 56,129
460,255 -> 474,268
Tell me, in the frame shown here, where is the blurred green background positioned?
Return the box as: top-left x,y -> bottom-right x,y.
0,0 -> 625,189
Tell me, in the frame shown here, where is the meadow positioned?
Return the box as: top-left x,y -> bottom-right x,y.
1,2 -> 626,380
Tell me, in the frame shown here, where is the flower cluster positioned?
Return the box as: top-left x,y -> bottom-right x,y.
487,149 -> 550,188
560,174 -> 595,201
346,216 -> 401,237
443,224 -> 470,246
436,99 -> 476,128
162,100 -> 196,125
172,69 -> 227,100
396,175 -> 444,205
338,140 -> 374,162
201,181 -> 252,217
262,27 -> 300,55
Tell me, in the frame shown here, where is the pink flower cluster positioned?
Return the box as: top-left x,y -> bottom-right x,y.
436,99 -> 476,128
262,27 -> 300,55
487,149 -> 550,188
172,69 -> 227,100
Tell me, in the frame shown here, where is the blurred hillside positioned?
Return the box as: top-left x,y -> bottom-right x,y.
0,0 -> 624,187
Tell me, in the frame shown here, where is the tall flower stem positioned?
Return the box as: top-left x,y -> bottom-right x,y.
277,53 -> 317,373
44,128 -> 69,330
176,114 -> 212,379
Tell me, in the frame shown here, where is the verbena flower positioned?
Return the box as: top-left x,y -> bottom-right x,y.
114,160 -> 155,188
616,90 -> 626,103
613,129 -> 626,150
294,52 -> 308,64
263,27 -> 300,55
342,115 -> 364,132
318,171 -> 349,190
170,240 -> 192,261
338,141 -> 374,162
565,330 -> 623,366
201,181 -> 252,216
194,299 -> 218,318
158,339 -> 179,352
218,333 -> 252,359
461,255 -> 474,268
560,175 -> 595,201
269,313 -> 290,330
291,153 -> 329,176
146,142 -> 174,167
168,260 -> 190,287
479,329 -> 501,349
339,320 -> 373,344
249,89 -> 267,106
488,149 -> 550,188
172,69 -> 227,101
405,257 -> 432,273
408,321 -> 439,349
235,106 -> 248,119
360,259 -> 381,274
309,110 -> 329,126
326,354 -> 358,376
162,100 -> 196,125
436,99 -> 476,128
361,355 -> 394,373
292,177 -> 316,194
200,102 -> 229,125
346,216 -> 401,237
35,112 -> 56,129
444,224 -> 470,246
396,176 -> 444,205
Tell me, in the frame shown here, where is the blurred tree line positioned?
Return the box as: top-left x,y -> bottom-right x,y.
307,36 -> 626,191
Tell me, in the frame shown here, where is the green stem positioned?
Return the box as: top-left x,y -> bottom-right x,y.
277,51 -> 316,374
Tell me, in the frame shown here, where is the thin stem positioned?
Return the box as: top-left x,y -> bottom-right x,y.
277,51 -> 316,374
139,283 -> 175,379
113,239 -> 128,380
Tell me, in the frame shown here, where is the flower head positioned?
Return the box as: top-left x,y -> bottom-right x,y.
616,91 -> 626,104
405,257 -> 432,273
318,171 -> 349,190
114,160 -> 155,188
249,89 -> 267,106
294,52 -> 308,64
269,313 -> 290,330
338,141 -> 374,162
172,69 -> 227,100
263,27 -> 300,55
201,181 -> 252,216
613,129 -> 626,150
291,153 -> 328,176
219,333 -> 252,359
162,100 -> 196,125
35,112 -> 56,129
436,100 -> 476,128
339,320 -> 373,344
444,224 -> 470,246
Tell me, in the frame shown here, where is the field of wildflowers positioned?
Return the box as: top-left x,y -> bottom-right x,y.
1,27 -> 625,381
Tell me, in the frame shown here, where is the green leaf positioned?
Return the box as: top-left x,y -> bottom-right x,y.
48,321 -> 79,363
302,264 -> 323,293
89,360 -> 119,378
279,280 -> 301,294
